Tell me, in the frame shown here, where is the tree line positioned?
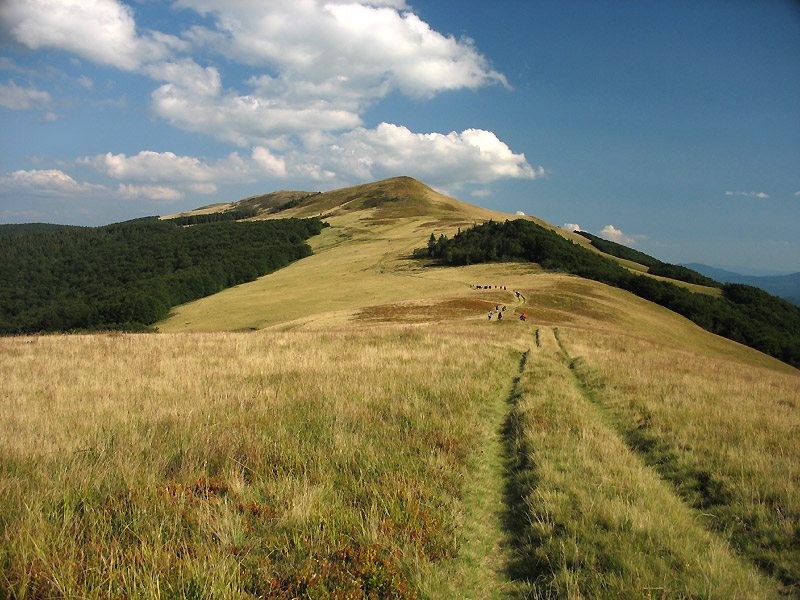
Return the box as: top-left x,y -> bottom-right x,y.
1,216 -> 327,333
573,230 -> 721,287
419,220 -> 800,368
165,209 -> 259,226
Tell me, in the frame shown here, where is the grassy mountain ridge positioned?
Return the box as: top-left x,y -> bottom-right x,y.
2,176 -> 798,598
424,219 -> 800,368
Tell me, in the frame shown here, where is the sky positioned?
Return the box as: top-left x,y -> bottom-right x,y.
1,0 -> 798,274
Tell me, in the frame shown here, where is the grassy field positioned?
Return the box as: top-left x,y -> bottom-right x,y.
1,324 -> 526,598
3,179 -> 798,598
3,305 -> 798,598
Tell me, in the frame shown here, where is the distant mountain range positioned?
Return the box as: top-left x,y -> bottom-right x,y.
682,263 -> 800,306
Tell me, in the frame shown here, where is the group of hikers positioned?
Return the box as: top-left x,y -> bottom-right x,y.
477,285 -> 527,322
488,305 -> 527,321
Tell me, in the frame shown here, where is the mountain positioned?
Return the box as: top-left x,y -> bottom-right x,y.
157,176 -> 713,333
4,176 -> 799,598
684,262 -> 800,306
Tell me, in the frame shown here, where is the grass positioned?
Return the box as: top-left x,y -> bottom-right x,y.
4,180 -> 800,598
497,328 -> 780,599
1,324 -> 526,599
3,312 -> 797,598
557,327 -> 800,595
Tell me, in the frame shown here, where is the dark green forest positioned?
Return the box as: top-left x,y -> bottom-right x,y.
574,230 -> 721,287
0,223 -> 86,235
0,216 -> 326,334
419,220 -> 800,369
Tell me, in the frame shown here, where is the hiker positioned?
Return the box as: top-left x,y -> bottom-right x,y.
498,311 -> 502,320
496,304 -> 500,311
520,313 -> 527,321
502,305 -> 507,312
488,311 -> 493,320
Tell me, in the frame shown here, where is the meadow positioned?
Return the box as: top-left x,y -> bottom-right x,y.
3,179 -> 798,598
2,307 -> 798,598
1,323 -> 526,598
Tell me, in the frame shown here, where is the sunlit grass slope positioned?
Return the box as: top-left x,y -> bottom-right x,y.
3,176 -> 798,598
156,177 -> 718,333
3,315 -> 797,598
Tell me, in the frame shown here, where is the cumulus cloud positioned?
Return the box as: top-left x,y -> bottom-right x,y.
150,82 -> 363,146
725,190 -> 769,199
147,0 -> 510,147
252,147 -> 288,178
179,0 -> 507,98
2,0 -> 543,197
78,150 -> 251,184
0,169 -> 107,196
516,210 -> 526,216
0,0 -> 184,71
116,183 -> 183,201
314,123 -> 542,188
188,183 -> 218,195
562,223 -> 581,231
599,225 -> 635,245
0,80 -> 51,109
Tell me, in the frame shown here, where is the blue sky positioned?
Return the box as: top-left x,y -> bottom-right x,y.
1,0 -> 798,273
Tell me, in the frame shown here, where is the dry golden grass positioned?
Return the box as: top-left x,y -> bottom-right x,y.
5,178 -> 799,598
4,281 -> 799,598
1,324 -> 528,599
504,335 -> 779,598
558,327 -> 800,593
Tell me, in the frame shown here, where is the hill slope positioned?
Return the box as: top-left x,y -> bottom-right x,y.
3,176 -> 797,599
156,176 -> 720,333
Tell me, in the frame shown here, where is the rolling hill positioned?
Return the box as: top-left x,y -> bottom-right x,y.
2,176 -> 798,599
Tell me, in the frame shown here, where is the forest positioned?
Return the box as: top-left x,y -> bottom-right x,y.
574,230 -> 721,287
420,220 -> 800,369
0,216 -> 327,334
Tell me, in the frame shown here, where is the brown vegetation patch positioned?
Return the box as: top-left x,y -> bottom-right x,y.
356,298 -> 501,323
258,543 -> 417,600
525,289 -> 613,323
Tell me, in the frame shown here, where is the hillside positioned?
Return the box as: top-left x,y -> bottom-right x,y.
157,176 -> 720,333
0,217 -> 325,333
2,176 -> 798,599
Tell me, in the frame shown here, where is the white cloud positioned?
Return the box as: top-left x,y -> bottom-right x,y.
179,1 -> 506,98
0,80 -> 51,109
149,1 -> 510,146
516,210 -> 526,216
0,0 -> 183,71
599,225 -> 635,245
116,183 -> 183,202
150,82 -> 363,146
76,124 -> 540,190
0,169 -> 107,196
313,123 -> 541,188
562,223 -> 581,231
79,150 -> 251,184
252,147 -> 288,178
725,190 -> 769,199
188,183 -> 218,195
77,75 -> 94,89
2,0 -> 542,193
